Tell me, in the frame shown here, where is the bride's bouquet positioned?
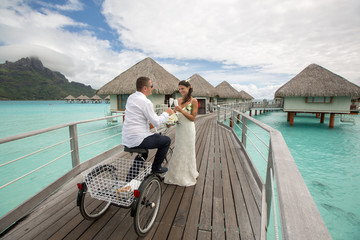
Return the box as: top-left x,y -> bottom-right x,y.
166,113 -> 178,126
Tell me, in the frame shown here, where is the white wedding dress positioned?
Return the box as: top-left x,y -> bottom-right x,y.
164,105 -> 199,186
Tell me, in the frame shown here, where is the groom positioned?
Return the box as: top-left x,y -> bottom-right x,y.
122,76 -> 174,177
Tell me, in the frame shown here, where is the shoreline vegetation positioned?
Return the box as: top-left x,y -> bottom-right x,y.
0,57 -> 97,100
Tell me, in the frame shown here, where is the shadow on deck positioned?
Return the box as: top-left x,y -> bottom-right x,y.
2,113 -> 261,240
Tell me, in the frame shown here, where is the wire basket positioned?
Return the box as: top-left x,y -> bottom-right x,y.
82,157 -> 152,207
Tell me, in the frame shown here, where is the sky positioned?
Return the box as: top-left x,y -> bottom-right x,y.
1,0 -> 360,99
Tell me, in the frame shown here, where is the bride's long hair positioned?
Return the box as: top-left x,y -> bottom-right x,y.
179,80 -> 193,104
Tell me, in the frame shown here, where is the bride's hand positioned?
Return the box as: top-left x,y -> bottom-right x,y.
174,106 -> 182,112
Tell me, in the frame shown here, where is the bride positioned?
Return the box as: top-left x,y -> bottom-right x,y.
164,80 -> 199,186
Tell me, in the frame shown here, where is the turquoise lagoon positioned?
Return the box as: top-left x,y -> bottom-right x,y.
0,101 -> 123,220
0,101 -> 359,239
232,110 -> 360,240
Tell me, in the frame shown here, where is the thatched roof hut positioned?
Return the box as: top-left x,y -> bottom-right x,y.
275,64 -> 360,98
187,74 -> 217,97
91,95 -> 102,100
215,81 -> 241,98
239,90 -> 254,100
97,57 -> 179,95
64,95 -> 75,100
76,95 -> 85,100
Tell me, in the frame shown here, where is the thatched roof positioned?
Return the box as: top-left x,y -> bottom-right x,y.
76,95 -> 90,100
275,64 -> 360,97
215,81 -> 242,98
64,95 -> 75,100
187,74 -> 217,97
239,90 -> 254,100
97,57 -> 180,95
91,95 -> 102,100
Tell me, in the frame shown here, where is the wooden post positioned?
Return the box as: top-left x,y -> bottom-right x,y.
329,113 -> 335,128
241,117 -> 248,147
289,112 -> 295,125
255,110 -> 258,116
320,113 -> 325,123
249,110 -> 252,116
315,113 -> 320,118
237,114 -> 240,123
287,112 -> 290,122
260,110 -> 262,115
69,124 -> 80,167
230,117 -> 233,127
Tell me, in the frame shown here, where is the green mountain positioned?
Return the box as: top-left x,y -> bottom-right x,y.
0,57 -> 96,100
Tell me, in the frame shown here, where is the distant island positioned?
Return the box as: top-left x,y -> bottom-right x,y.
0,57 -> 97,100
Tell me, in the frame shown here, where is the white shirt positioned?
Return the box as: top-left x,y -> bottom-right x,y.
122,91 -> 169,148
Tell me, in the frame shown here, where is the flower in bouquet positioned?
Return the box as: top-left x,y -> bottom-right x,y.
167,113 -> 179,125
185,104 -> 192,112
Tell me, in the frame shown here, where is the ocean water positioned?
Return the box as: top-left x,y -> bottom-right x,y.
0,101 -> 123,219
232,110 -> 360,240
0,101 -> 359,239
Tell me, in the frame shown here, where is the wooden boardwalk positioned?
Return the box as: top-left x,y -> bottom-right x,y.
1,113 -> 262,240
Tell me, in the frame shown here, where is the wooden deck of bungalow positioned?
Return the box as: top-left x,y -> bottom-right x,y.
1,113 -> 262,240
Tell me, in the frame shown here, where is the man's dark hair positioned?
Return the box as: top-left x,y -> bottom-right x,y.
136,76 -> 150,91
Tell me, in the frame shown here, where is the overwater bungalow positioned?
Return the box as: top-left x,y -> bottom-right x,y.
215,81 -> 242,104
64,95 -> 75,103
90,95 -> 102,103
275,63 -> 360,127
239,90 -> 254,102
186,74 -> 217,114
104,95 -> 110,104
96,57 -> 179,113
76,95 -> 90,103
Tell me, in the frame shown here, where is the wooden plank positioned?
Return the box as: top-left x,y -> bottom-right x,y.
224,130 -> 255,240
198,120 -> 215,231
212,124 -> 225,240
167,225 -> 183,240
152,186 -> 185,240
77,206 -> 123,240
182,119 -> 214,239
168,186 -> 195,238
91,208 -> 131,240
142,184 -> 176,240
2,175 -> 82,240
219,127 -> 240,239
197,230 -> 212,240
231,137 -> 261,240
230,132 -> 263,210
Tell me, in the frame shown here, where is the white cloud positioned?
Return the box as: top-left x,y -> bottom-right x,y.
0,0 -> 147,89
0,0 -> 359,96
38,0 -> 85,11
103,0 -> 360,85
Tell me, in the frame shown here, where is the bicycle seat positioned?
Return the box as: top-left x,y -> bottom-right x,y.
124,146 -> 147,154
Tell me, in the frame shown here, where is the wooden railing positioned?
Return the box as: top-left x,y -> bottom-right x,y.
217,105 -> 332,240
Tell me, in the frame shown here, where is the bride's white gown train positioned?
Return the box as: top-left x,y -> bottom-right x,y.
164,106 -> 198,186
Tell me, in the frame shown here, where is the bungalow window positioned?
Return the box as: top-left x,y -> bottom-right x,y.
305,97 -> 333,103
117,94 -> 129,111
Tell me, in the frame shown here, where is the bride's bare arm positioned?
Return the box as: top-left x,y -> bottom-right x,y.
175,98 -> 198,121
